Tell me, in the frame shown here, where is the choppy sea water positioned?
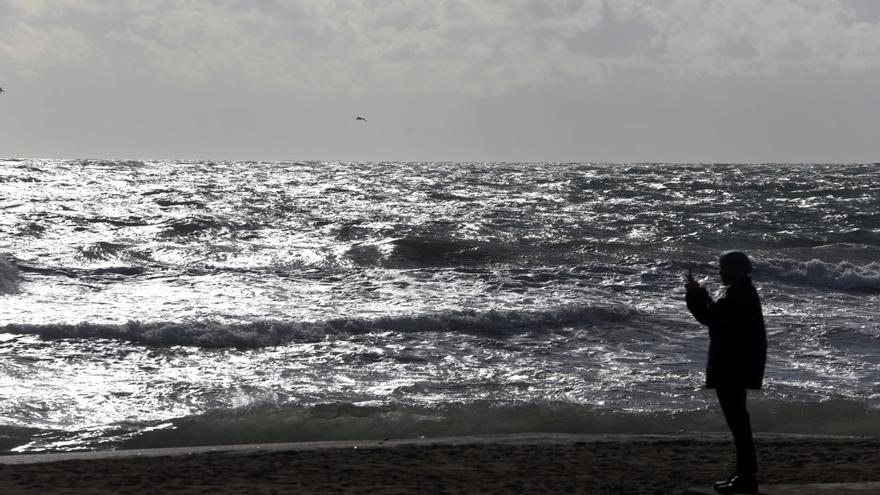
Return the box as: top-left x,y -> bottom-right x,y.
1,159 -> 878,453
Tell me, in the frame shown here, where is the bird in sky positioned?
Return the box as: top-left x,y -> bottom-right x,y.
355,116 -> 367,121
0,87 -> 4,94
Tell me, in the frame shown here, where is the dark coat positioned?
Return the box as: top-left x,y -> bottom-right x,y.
686,278 -> 767,389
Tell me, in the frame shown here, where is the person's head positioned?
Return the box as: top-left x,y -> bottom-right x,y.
719,251 -> 752,285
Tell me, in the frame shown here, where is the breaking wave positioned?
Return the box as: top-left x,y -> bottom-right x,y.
756,258 -> 880,291
0,255 -> 19,294
385,236 -> 509,267
121,399 -> 880,450
9,399 -> 880,453
0,303 -> 637,347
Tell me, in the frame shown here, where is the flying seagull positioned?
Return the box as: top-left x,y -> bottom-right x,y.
0,87 -> 4,94
355,116 -> 367,121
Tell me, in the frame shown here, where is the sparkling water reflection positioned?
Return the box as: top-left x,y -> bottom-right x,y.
1,160 -> 878,451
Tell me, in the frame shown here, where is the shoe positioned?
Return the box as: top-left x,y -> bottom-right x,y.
713,473 -> 737,489
714,474 -> 758,494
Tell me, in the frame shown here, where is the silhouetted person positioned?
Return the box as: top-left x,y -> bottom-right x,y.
685,251 -> 767,494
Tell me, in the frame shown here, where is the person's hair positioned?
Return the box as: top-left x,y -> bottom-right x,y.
719,251 -> 752,274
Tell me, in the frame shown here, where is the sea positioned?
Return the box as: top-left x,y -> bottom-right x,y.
1,159 -> 878,453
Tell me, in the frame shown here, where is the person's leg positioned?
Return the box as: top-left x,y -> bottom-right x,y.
716,387 -> 757,476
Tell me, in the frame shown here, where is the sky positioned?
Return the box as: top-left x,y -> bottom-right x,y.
1,0 -> 879,163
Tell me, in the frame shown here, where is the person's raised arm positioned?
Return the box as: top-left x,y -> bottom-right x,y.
684,268 -> 731,327
685,267 -> 700,291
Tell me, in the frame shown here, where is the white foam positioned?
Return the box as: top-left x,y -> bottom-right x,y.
758,258 -> 880,291
0,303 -> 636,347
0,255 -> 19,294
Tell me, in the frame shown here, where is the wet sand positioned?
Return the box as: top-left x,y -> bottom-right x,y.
1,433 -> 879,494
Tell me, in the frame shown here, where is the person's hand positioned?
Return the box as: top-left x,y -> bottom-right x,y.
684,267 -> 700,290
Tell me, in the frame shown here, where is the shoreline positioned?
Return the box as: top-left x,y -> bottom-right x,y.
0,431 -> 873,464
2,433 -> 880,494
0,432 -> 736,464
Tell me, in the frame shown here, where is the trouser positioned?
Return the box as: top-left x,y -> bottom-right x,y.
716,387 -> 757,475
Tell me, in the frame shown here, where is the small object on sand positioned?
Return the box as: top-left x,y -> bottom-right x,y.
339,225 -> 351,239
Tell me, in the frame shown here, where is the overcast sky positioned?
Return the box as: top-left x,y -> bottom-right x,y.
1,0 -> 879,162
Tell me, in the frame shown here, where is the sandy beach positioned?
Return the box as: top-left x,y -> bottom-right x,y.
2,433 -> 879,494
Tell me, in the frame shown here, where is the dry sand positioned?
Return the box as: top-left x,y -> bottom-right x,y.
1,433 -> 879,494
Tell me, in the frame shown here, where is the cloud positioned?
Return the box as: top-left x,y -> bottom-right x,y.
842,0 -> 880,22
647,0 -> 880,77
1,0 -> 880,94
0,21 -> 97,77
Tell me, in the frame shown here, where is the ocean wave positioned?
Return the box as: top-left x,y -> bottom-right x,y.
384,236 -> 507,267
0,304 -> 636,347
9,399 -> 880,453
83,216 -> 150,227
0,255 -> 20,294
347,235 -> 586,268
77,241 -> 129,261
756,258 -> 880,291
116,401 -> 692,451
118,399 -> 880,451
160,216 -> 221,236
14,261 -> 147,279
159,216 -> 263,237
